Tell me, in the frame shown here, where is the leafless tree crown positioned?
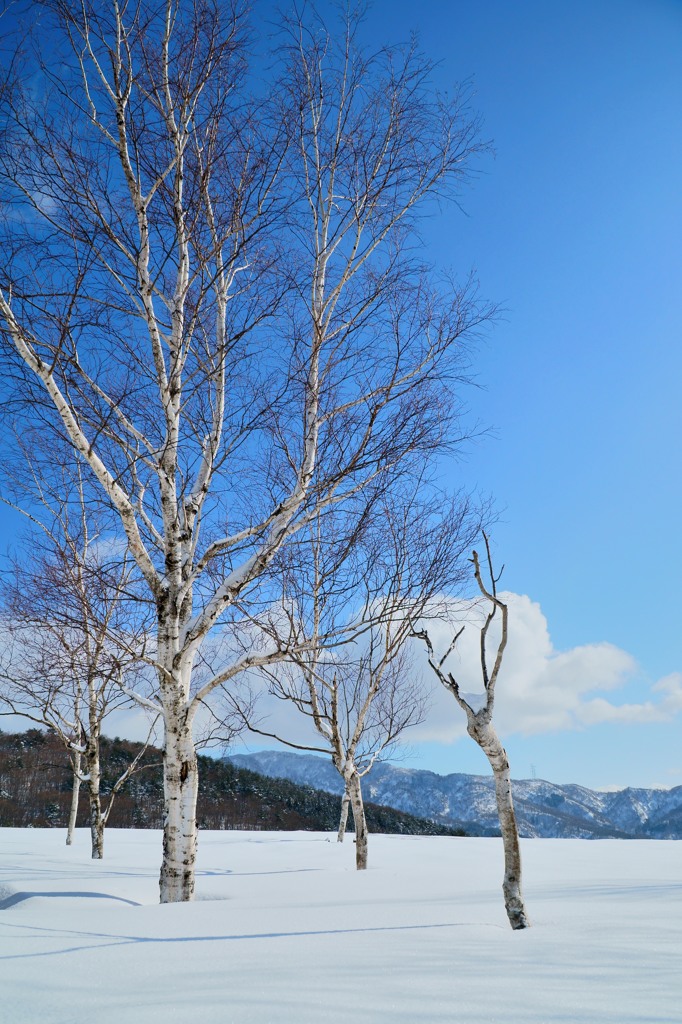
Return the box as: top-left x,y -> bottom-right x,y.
0,1 -> 492,901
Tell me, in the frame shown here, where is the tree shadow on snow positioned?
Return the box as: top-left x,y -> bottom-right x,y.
0,891 -> 141,910
196,867 -> 321,878
0,919 -> 483,961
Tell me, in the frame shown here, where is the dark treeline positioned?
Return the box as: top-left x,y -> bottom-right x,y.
0,729 -> 464,837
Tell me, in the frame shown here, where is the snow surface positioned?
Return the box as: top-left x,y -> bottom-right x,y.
1,828 -> 680,1023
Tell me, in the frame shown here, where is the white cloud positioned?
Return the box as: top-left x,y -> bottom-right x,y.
412,593 -> 682,742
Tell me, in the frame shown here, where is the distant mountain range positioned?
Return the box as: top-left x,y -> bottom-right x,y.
228,750 -> 682,840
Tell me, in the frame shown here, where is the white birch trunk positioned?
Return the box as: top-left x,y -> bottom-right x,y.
89,796 -> 104,860
84,690 -> 106,860
348,770 -> 368,870
66,752 -> 81,847
337,782 -> 351,842
86,743 -> 104,860
468,714 -> 529,930
159,716 -> 199,903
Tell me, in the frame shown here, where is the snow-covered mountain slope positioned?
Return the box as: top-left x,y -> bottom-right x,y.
228,750 -> 682,839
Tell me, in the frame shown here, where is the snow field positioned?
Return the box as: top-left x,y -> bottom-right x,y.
0,828 -> 680,1023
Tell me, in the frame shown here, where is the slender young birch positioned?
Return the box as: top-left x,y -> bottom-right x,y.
0,460 -> 156,858
238,641 -> 424,870
0,610 -> 155,859
229,493 -> 481,870
0,2 -> 489,899
417,534 -> 529,930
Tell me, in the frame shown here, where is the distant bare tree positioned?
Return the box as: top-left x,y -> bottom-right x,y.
237,636 -> 426,870
229,492 -> 482,869
416,534 -> 529,930
0,1 -> 490,900
0,456 -> 157,858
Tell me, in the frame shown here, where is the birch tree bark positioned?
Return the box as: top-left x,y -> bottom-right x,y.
347,767 -> 369,870
0,2 -> 490,900
86,725 -> 104,860
337,780 -> 351,843
466,715 -> 526,929
65,747 -> 82,847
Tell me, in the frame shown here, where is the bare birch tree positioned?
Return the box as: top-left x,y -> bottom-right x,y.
416,534 -> 529,930
229,492 -> 482,869
234,626 -> 425,870
0,2 -> 490,900
0,458 -> 157,858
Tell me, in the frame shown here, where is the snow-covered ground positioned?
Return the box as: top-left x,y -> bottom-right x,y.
0,829 -> 680,1023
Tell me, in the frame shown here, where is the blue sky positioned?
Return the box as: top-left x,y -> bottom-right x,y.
341,0 -> 682,789
241,0 -> 682,790
2,0 -> 680,791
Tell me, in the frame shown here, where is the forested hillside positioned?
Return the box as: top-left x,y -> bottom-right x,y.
0,730 -> 463,837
